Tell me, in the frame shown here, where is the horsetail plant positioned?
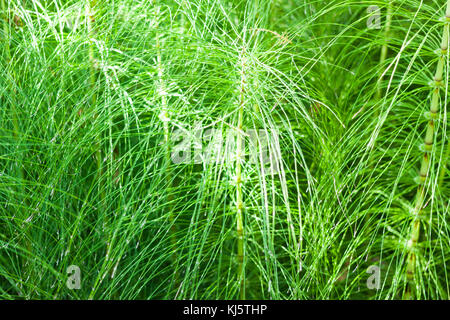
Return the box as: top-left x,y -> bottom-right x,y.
235,46 -> 247,300
375,1 -> 393,102
154,0 -> 179,288
86,0 -> 104,202
438,141 -> 449,187
403,1 -> 450,300
1,0 -> 36,294
1,0 -> 9,60
1,0 -> 449,301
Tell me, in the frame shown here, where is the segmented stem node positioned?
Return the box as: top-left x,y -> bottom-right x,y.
403,5 -> 449,299
424,111 -> 439,120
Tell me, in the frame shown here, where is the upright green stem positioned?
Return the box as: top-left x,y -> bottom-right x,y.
87,0 -> 101,174
180,0 -> 191,36
1,0 -> 10,59
403,2 -> 450,299
236,49 -> 246,300
156,19 -> 169,158
1,1 -> 21,189
2,0 -> 33,295
375,1 -> 392,101
86,0 -> 107,300
438,140 -> 449,188
154,1 -> 179,291
87,1 -> 96,103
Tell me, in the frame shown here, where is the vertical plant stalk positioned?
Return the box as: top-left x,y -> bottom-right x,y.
88,0 -> 97,105
86,0 -> 107,300
180,0 -> 191,36
156,20 -> 169,167
363,1 -> 393,266
87,0 -> 108,229
438,140 -> 449,188
1,0 -> 9,59
154,2 -> 179,290
375,1 -> 392,101
0,1 -> 20,181
1,1 -> 22,198
236,50 -> 246,300
87,0 -> 102,180
2,0 -> 33,295
403,3 -> 449,299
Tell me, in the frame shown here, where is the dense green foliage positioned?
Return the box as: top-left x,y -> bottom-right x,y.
0,0 -> 449,299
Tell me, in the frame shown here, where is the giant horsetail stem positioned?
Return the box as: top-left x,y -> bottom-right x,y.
438,141 -> 449,187
2,0 -> 33,293
403,1 -> 450,300
1,0 -> 9,59
86,0 -> 103,183
236,47 -> 246,300
86,0 -> 106,299
375,1 -> 393,102
154,0 -> 179,290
